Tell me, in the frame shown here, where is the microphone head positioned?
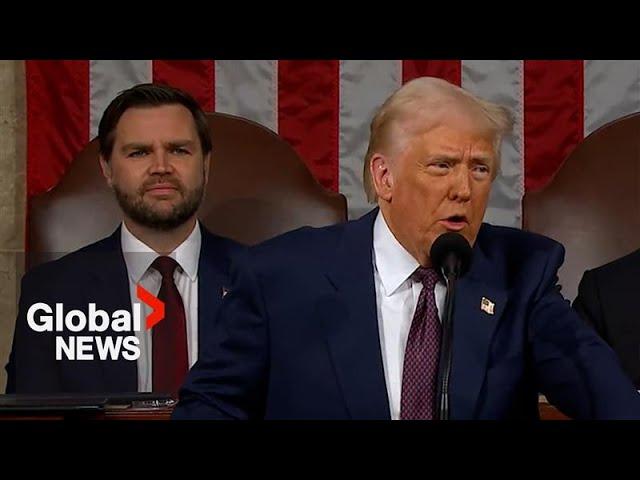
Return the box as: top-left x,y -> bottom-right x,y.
430,232 -> 473,279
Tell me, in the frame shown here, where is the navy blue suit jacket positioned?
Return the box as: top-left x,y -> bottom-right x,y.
5,225 -> 242,394
173,209 -> 640,420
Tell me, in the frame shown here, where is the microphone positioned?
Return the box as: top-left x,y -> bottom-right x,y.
430,232 -> 472,280
429,232 -> 472,420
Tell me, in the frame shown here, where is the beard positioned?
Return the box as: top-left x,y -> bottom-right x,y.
113,176 -> 205,231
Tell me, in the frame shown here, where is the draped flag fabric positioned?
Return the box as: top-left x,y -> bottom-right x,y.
25,60 -> 640,226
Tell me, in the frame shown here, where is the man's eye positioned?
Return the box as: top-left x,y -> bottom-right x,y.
429,161 -> 451,171
172,147 -> 190,155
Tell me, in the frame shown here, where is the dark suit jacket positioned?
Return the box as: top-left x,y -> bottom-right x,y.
5,224 -> 242,394
173,209 -> 640,420
573,249 -> 640,388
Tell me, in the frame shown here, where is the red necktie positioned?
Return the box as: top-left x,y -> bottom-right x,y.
151,255 -> 188,398
400,267 -> 441,420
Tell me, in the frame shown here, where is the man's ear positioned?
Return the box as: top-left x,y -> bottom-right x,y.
99,155 -> 113,188
203,151 -> 211,185
370,153 -> 394,202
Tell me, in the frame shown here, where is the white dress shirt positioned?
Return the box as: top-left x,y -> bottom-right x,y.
372,211 -> 446,420
121,221 -> 201,392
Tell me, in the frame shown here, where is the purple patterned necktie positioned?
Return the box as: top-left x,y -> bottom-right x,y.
400,266 -> 441,420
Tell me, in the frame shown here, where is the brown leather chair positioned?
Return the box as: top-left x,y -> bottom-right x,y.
27,112 -> 347,270
523,112 -> 640,301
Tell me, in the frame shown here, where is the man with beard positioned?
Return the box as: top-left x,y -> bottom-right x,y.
5,84 -> 242,397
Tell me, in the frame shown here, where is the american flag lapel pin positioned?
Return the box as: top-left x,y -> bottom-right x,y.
480,297 -> 495,315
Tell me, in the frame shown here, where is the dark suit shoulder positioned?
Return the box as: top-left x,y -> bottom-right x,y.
470,223 -> 568,294
23,233 -> 120,286
248,221 -> 346,265
583,248 -> 640,280
477,223 -> 564,262
575,247 -> 640,311
200,228 -> 245,258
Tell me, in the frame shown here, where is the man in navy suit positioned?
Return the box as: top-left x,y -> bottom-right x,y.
573,251 -> 640,388
6,84 -> 242,396
173,77 -> 640,419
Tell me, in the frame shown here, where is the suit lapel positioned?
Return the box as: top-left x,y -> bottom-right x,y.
322,215 -> 509,419
197,228 -> 234,354
87,227 -> 138,392
322,209 -> 391,419
89,226 -> 235,391
449,238 -> 506,419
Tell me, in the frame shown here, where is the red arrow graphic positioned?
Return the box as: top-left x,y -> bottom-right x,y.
136,284 -> 165,330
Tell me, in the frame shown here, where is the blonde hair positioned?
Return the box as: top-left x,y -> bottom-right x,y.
363,77 -> 514,203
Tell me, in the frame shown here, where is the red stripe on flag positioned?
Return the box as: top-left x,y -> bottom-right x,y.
26,60 -> 90,198
152,60 -> 215,112
402,60 -> 461,86
524,60 -> 584,192
278,60 -> 340,192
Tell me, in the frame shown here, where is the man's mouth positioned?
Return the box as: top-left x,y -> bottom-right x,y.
144,182 -> 179,196
439,215 -> 468,231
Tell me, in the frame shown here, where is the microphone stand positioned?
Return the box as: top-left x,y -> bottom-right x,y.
437,258 -> 459,420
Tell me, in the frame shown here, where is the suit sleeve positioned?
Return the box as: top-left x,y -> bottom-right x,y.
172,248 -> 269,420
5,269 -> 62,393
529,244 -> 640,419
572,269 -> 608,342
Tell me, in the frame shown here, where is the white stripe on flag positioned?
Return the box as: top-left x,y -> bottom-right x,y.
214,60 -> 278,132
89,60 -> 152,139
462,60 -> 524,228
339,60 -> 401,220
584,60 -> 640,136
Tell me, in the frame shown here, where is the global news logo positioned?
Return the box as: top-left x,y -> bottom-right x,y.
26,284 -> 165,361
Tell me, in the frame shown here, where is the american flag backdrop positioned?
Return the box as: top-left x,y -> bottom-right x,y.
24,60 -> 640,226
